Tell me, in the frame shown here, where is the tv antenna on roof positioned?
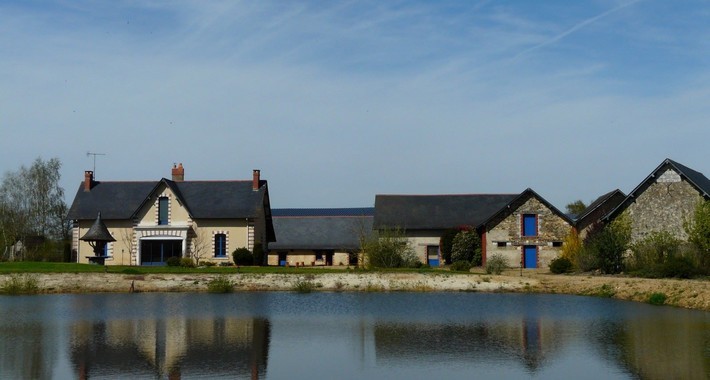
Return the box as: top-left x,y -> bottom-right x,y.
87,152 -> 106,178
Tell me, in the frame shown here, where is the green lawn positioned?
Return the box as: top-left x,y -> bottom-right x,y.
0,262 -> 451,275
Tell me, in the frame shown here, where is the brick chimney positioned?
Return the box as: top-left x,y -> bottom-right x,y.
172,163 -> 184,182
84,171 -> 94,192
252,169 -> 261,191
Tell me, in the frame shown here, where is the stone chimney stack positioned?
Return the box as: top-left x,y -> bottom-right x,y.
172,163 -> 184,182
84,171 -> 94,192
252,169 -> 261,191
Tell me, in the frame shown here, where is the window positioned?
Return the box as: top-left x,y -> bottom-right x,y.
214,234 -> 226,257
158,197 -> 169,225
522,214 -> 537,237
102,243 -> 109,257
497,242 -> 507,248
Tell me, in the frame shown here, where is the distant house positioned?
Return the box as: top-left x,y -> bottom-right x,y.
574,189 -> 626,239
267,208 -> 373,266
66,165 -> 275,266
479,189 -> 573,269
373,193 -> 518,267
604,158 -> 710,243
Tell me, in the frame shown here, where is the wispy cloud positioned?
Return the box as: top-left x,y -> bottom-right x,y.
512,0 -> 644,61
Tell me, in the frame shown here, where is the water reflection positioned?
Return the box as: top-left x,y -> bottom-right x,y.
70,317 -> 270,379
0,293 -> 707,379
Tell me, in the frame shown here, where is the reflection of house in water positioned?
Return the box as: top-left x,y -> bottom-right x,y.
373,318 -> 566,373
71,317 -> 270,379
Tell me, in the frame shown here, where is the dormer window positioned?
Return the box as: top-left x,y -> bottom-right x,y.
158,197 -> 169,225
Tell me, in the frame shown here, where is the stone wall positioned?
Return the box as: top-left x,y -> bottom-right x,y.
624,169 -> 702,243
485,197 -> 571,268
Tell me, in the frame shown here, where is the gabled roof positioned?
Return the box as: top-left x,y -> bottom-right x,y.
269,208 -> 373,251
479,188 -> 573,228
574,189 -> 626,229
67,179 -> 270,221
604,158 -> 710,221
374,194 -> 518,230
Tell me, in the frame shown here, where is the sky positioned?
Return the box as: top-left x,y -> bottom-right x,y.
1,0 -> 709,210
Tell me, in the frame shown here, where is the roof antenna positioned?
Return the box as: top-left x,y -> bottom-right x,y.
87,152 -> 106,178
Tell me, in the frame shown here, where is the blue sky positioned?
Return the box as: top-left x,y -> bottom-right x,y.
1,0 -> 709,209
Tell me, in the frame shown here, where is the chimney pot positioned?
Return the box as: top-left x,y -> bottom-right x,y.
172,163 -> 184,182
252,169 -> 261,191
84,171 -> 94,192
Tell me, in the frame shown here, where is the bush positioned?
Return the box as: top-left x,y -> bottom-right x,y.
584,214 -> 631,274
207,276 -> 234,293
202,261 -> 216,267
549,257 -> 573,274
440,229 -> 459,264
451,229 -> 481,266
629,231 -> 682,272
363,227 -> 417,269
648,292 -> 667,305
232,247 -> 254,266
293,280 -> 315,293
658,256 -> 698,279
180,257 -> 195,268
166,256 -> 181,267
450,260 -> 472,272
485,254 -> 507,275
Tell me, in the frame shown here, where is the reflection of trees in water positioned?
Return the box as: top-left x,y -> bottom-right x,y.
373,318 -> 570,373
70,317 -> 270,379
590,316 -> 710,380
0,322 -> 58,379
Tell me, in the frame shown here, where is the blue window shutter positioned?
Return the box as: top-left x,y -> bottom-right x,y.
523,214 -> 537,236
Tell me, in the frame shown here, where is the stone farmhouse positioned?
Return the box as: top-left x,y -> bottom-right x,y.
267,208 -> 373,267
574,189 -> 626,239
374,190 -> 573,268
604,158 -> 710,243
66,165 -> 275,266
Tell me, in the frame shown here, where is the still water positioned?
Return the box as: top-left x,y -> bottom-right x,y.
0,292 -> 708,379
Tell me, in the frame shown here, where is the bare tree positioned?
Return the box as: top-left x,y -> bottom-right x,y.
189,228 -> 211,266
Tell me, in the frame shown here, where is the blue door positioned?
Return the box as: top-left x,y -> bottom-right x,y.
427,245 -> 440,267
524,245 -> 537,268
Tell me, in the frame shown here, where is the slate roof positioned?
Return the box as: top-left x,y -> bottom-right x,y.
272,208 -> 374,217
479,188 -> 574,228
67,179 -> 270,220
574,189 -> 625,229
373,194 -> 518,230
269,208 -> 373,251
604,158 -> 710,220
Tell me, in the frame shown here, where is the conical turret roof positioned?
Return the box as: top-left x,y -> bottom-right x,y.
80,212 -> 116,242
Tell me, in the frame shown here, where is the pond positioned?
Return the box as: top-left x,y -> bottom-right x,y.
0,292 -> 708,379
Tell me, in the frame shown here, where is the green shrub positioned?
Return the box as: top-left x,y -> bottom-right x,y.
658,256 -> 697,279
549,257 -> 573,274
232,247 -> 254,266
485,254 -> 507,275
293,280 -> 315,293
1,274 -> 39,295
363,227 -> 417,269
440,229 -> 459,264
180,257 -> 195,268
584,214 -> 631,274
202,261 -> 216,267
451,229 -> 482,266
450,260 -> 472,272
648,292 -> 667,305
629,231 -> 682,272
206,276 -> 234,293
166,257 -> 181,267
593,284 -> 616,298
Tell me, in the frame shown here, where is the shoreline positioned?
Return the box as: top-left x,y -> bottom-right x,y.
2,271 -> 709,311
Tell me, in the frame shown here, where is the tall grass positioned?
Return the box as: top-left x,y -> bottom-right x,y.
1,274 -> 40,295
206,276 -> 235,293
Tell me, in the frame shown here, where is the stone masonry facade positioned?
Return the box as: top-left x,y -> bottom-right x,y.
485,197 -> 572,268
624,168 -> 702,243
